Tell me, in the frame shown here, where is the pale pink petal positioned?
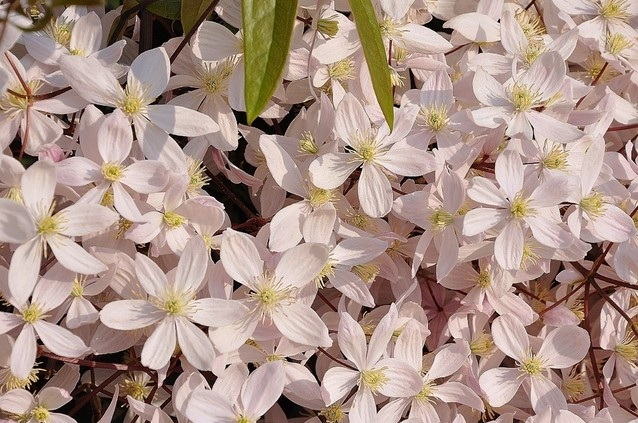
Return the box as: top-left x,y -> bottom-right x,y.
47,235 -> 107,275
128,47 -> 169,99
133,116 -> 188,174
444,13 -> 500,43
189,298 -> 248,327
100,300 -> 165,330
436,227 -> 458,280
309,153 -> 361,190
275,242 -> 328,287
38,386 -> 71,410
242,361 -> 285,416
97,109 -> 133,163
272,303 -> 331,347
33,320 -> 88,357
22,159 -> 56,212
479,367 -> 524,407
146,105 -> 219,137
269,202 -> 309,252
527,111 -> 584,142
135,253 -> 169,297
537,326 -> 590,368
66,297 -> 99,329
491,314 -> 529,362
467,177 -> 508,207
141,318 -> 176,370
338,311 -> 368,369
433,381 -> 484,411
184,390 -> 236,423
175,318 -> 215,371
192,21 -> 241,61
8,238 -> 43,307
220,229 -> 264,289
57,204 -> 118,236
495,150 -> 523,199
592,206 -> 636,243
58,55 -> 122,106
121,160 -> 169,193
358,164 -> 392,218
174,237 -> 207,293
0,199 -> 34,243
525,215 -> 573,248
332,237 -> 388,266
259,135 -> 307,198
56,157 -> 101,186
494,219 -> 524,270
321,367 -> 360,405
427,342 -> 470,380
69,12 -> 101,55
376,142 -> 437,176
517,52 -> 565,102
376,358 -> 422,397
462,208 -> 508,236
472,68 -> 510,107
11,325 -> 36,379
367,304 -> 398,366
529,376 -> 567,413
334,93 -> 371,144
0,388 -> 34,414
349,388 -> 377,423
396,23 -> 454,53
330,269 -> 375,307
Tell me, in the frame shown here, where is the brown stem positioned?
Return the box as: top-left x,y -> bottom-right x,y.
582,280 -> 604,407
317,347 -> 358,371
538,281 -> 585,316
68,369 -> 126,417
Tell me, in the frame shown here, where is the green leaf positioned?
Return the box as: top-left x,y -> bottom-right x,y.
181,0 -> 214,34
348,0 -> 394,129
242,0 -> 298,124
145,0 -> 180,20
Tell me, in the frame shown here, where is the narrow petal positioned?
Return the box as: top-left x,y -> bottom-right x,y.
100,300 -> 165,330
146,105 -> 219,137
175,318 -> 215,371
491,314 -> 529,362
494,220 -> 524,270
11,325 -> 37,379
47,235 -> 108,275
338,311 -> 368,369
462,208 -> 508,236
57,204 -> 118,236
34,320 -> 88,357
135,253 -> 168,298
358,164 -> 392,218
259,135 -> 306,198
309,153 -> 361,190
272,304 -> 331,347
376,142 -> 437,176
141,318 -> 176,370
8,238 -> 43,307
58,55 -> 121,106
174,237 -> 207,293
22,159 -> 56,212
189,298 -> 248,327
220,229 -> 264,289
242,361 -> 285,416
495,150 -> 523,199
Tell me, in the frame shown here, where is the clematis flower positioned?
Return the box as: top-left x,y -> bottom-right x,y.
309,93 -> 436,217
58,47 -> 219,172
99,237 -> 247,370
0,160 -> 118,306
479,314 -> 590,413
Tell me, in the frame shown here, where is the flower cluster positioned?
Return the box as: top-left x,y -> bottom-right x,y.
0,0 -> 637,422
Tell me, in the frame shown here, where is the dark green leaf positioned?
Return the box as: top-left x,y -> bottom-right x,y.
348,0 -> 394,129
242,0 -> 298,124
181,0 -> 214,34
145,0 -> 180,20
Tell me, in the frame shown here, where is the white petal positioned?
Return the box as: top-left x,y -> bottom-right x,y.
141,318 -> 176,370
321,367 -> 360,405
192,21 -> 241,61
537,326 -> 590,368
527,111 -> 584,142
472,67 -> 510,107
128,47 -> 169,99
494,220 -> 524,270
272,303 -> 331,347
479,367 -> 524,408
34,320 -> 88,357
146,105 -> 219,137
133,117 -> 188,174
55,156 -> 101,186
358,164 -> 392,218
174,237 -> 207,293
259,135 -> 306,198
529,376 -> 567,414
220,229 -> 263,288
376,358 -> 423,397
268,202 -> 308,252
491,314 -> 529,362
495,150 -> 523,199
190,298 -> 248,327
184,389 -> 236,423
334,93 -> 371,144
11,325 -> 37,379
0,199 -> 34,243
97,109 -> 132,163
22,159 -> 56,212
338,311 -> 368,369
135,253 -> 169,297
275,242 -> 328,287
121,160 -> 169,193
330,269 -> 375,307
58,55 -> 121,106
8,238 -> 42,307
57,204 -> 118,236
242,361 -> 285,416
377,142 -> 437,176
175,318 -> 215,371
100,300 -> 165,330
309,153 -> 360,190
47,235 -> 107,275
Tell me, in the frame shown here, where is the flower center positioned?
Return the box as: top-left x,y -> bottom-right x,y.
414,380 -> 436,403
101,162 -> 124,182
327,59 -> 355,82
200,60 -> 235,95
429,207 -> 454,230
31,406 -> 50,423
249,273 -> 296,320
319,403 -> 346,423
514,9 -> 545,40
352,263 -> 380,284
308,186 -> 335,209
187,159 -> 210,193
599,0 -> 630,20
236,416 -> 253,423
21,303 -> 45,324
476,270 -> 491,288
160,290 -> 192,316
519,354 -> 544,376
510,83 -> 540,112
606,32 -> 632,55
359,368 -> 388,393
419,105 -> 448,132
71,276 -> 85,298
163,211 -> 186,229
580,192 -> 605,217
523,42 -> 546,67
298,131 -> 319,155
541,145 -> 569,170
510,193 -> 533,219
470,332 -> 495,356
615,335 -> 638,362
120,376 -> 150,400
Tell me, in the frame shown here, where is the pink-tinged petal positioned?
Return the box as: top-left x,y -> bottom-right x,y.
478,367 -> 524,407
330,269 -> 375,307
592,206 -> 636,243
0,199 -> 34,243
433,381 -> 484,411
309,153 -> 361,189
203,96 -> 238,151
394,320 -> 422,371
427,342 -> 470,380
259,135 -> 306,198
146,105 -> 219,137
467,177 -> 508,207
358,164 -> 392,218
97,109 -> 132,163
47,235 -> 107,275
275,242 -> 328,287
23,110 -> 63,155
377,142 -> 437,176
174,237 -> 207,293
527,111 -> 584,142
349,388 -> 377,423
398,23 -> 453,53
184,390 -> 236,423
23,32 -> 63,66
491,314 -> 529,362
0,388 -> 34,414
420,66 -> 453,108
100,300 -> 165,330
528,376 -> 567,414
494,220 -> 524,270
272,303 -> 331,347
443,13 -> 500,43
334,93 -> 370,144
338,311 -> 368,369
472,68 -> 510,107
32,265 -> 73,311
11,325 -> 37,379
436,227 -> 459,280
67,297 -> 99,329
525,215 -> 573,248
8,238 -> 43,307
537,326 -> 590,368
500,10 -> 527,55
175,318 -> 215,371
268,202 -> 309,252
56,157 -> 101,186
441,171 -> 465,213
242,361 -> 285,416
489,291 -> 537,326
462,208 -> 508,236
134,253 -> 168,298
141,318 -> 176,370
58,55 -> 122,106
57,204 -> 118,236
112,183 -> 143,222
376,358 -> 422,397
38,387 -> 71,410
367,304 -> 398,366
190,298 -> 248,327
34,320 -> 88,357
505,111 -> 532,139
518,52 -> 565,102
192,21 -> 241,61
208,313 -> 259,353
133,116 -> 188,174
0,313 -> 25,333
332,237 -> 387,266
220,229 -> 264,289
121,160 -> 168,194
552,0 -> 597,14
495,150 -> 523,199
302,206 -> 336,245
128,47 -> 169,99
528,176 -> 577,208
96,385 -> 119,423
22,159 -> 56,213
321,367 -> 360,405
69,12 -> 101,54
471,106 -> 511,128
